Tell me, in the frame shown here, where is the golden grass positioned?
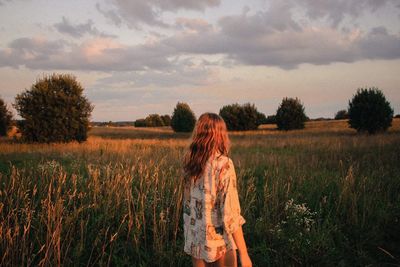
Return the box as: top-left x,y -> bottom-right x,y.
0,118 -> 399,266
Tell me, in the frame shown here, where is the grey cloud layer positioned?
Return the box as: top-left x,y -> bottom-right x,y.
54,17 -> 116,38
1,2 -> 399,74
96,60 -> 215,89
98,0 -> 400,29
164,12 -> 400,69
97,0 -> 220,28
293,0 -> 400,26
0,37 -> 174,71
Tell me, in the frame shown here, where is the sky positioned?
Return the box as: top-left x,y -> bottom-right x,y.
0,0 -> 399,121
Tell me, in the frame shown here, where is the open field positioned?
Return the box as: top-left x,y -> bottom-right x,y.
1,119 -> 400,266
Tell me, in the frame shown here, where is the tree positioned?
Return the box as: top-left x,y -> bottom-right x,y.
219,103 -> 241,131
134,118 -> 146,127
14,74 -> 93,143
256,111 -> 267,125
348,87 -> 393,134
219,103 -> 264,131
334,109 -> 349,120
171,102 -> 196,132
275,97 -> 307,130
134,114 -> 171,127
264,115 -> 277,124
0,97 -> 13,136
161,114 -> 171,126
145,114 -> 164,127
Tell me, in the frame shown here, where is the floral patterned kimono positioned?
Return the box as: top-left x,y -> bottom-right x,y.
183,152 -> 246,262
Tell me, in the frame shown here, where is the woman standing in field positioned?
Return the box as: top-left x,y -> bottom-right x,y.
183,113 -> 252,267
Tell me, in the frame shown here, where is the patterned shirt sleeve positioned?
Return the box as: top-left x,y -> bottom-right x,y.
219,159 -> 246,235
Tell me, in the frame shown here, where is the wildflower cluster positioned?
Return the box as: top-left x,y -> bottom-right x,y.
270,199 -> 317,249
284,199 -> 316,233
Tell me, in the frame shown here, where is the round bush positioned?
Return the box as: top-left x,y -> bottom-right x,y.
348,87 -> 393,134
334,109 -> 349,120
0,97 -> 13,136
14,74 -> 93,143
161,114 -> 171,126
145,114 -> 164,127
219,103 -> 264,131
171,102 -> 196,132
134,118 -> 146,127
276,97 -> 307,130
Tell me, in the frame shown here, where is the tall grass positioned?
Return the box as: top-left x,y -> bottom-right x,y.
1,120 -> 400,266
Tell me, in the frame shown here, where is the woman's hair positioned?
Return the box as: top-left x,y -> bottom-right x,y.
183,112 -> 230,183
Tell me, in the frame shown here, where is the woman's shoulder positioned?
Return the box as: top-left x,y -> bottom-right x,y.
213,153 -> 234,170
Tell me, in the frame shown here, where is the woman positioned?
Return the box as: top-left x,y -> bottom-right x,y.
183,113 -> 252,267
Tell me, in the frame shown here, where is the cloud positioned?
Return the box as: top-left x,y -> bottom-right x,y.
0,37 -> 65,68
0,36 -> 174,71
358,26 -> 400,59
175,18 -> 213,33
1,4 -> 400,73
163,10 -> 400,69
0,0 -> 29,6
54,17 -> 116,38
292,0 -> 400,27
0,0 -> 13,5
97,0 -> 220,28
95,57 -> 218,88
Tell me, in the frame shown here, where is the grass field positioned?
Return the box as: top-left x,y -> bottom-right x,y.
1,119 -> 400,266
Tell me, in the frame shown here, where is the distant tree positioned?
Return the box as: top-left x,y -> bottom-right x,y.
134,114 -> 170,127
134,118 -> 146,127
394,114 -> 400,119
14,74 -> 93,143
219,103 -> 263,131
0,97 -> 13,136
171,102 -> 196,132
145,114 -> 164,127
256,111 -> 267,125
348,87 -> 393,134
264,115 -> 277,124
275,97 -> 307,130
334,109 -> 349,120
161,114 -> 171,126
219,103 -> 241,130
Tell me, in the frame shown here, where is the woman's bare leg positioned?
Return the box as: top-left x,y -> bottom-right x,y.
214,250 -> 237,267
192,257 -> 207,267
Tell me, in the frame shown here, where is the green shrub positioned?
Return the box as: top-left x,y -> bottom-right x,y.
161,114 -> 171,126
13,74 -> 93,143
134,119 -> 147,127
219,103 -> 264,131
276,97 -> 307,130
134,114 -> 171,127
348,87 -> 393,134
145,114 -> 164,127
256,111 -> 267,125
265,115 -> 277,124
334,109 -> 349,120
171,102 -> 196,132
0,97 -> 13,136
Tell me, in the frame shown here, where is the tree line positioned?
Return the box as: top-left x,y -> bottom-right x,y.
0,73 -> 397,143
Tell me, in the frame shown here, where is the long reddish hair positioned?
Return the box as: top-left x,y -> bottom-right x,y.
183,113 -> 230,183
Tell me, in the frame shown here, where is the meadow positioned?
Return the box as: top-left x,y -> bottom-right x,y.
1,119 -> 400,266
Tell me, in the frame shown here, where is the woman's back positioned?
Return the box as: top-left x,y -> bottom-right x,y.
182,112 -> 252,267
183,152 -> 245,263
